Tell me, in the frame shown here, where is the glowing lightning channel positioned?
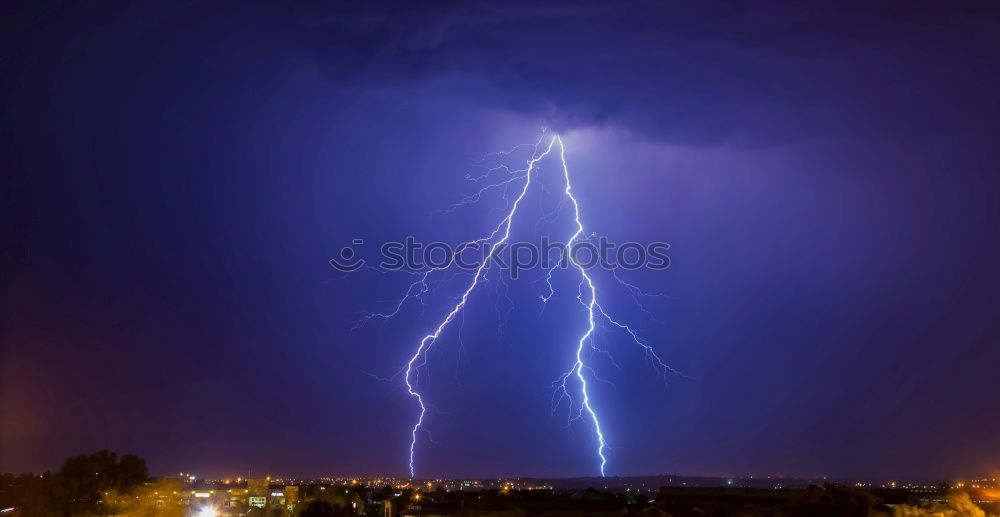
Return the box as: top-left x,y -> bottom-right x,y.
361,133 -> 682,478
404,137 -> 560,477
551,136 -> 608,476
546,136 -> 682,476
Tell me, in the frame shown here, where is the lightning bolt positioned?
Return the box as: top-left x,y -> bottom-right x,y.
546,137 -> 607,475
404,136 -> 558,477
355,133 -> 681,478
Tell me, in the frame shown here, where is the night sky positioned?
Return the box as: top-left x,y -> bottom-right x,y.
3,1 -> 1000,481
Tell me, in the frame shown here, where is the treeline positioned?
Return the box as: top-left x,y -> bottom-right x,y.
0,450 -> 148,516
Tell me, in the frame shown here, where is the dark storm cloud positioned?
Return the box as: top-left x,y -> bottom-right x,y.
293,1 -> 1000,146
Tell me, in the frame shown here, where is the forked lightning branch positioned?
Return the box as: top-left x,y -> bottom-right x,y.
348,133 -> 682,478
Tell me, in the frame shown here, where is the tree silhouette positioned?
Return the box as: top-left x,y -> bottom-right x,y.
7,450 -> 149,516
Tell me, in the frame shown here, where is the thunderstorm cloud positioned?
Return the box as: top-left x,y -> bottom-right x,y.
292,1 -> 1000,146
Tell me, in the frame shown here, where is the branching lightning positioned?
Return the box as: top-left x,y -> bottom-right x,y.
355,133 -> 681,478
403,136 -> 556,477
550,138 -> 608,475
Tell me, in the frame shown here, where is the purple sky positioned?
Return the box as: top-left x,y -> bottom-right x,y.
2,1 -> 1000,480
